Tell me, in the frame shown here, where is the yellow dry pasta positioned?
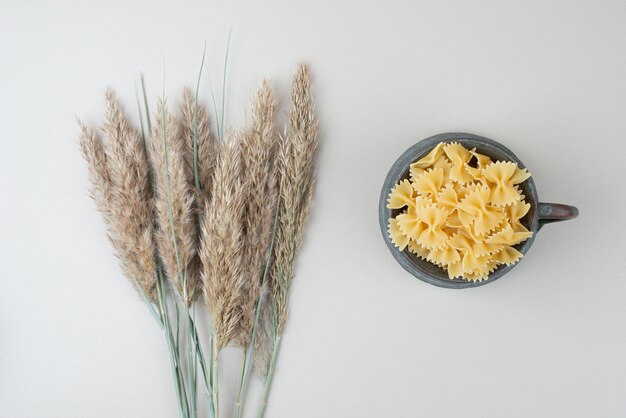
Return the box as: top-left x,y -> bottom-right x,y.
388,217 -> 409,250
408,239 -> 430,259
482,161 -> 530,206
396,206 -> 425,240
457,185 -> 505,235
412,142 -> 445,169
386,179 -> 415,209
387,141 -> 533,282
413,168 -> 444,196
414,205 -> 450,250
444,142 -> 474,184
506,201 -> 531,233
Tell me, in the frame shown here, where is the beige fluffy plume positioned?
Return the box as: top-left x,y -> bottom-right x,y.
150,99 -> 199,304
200,133 -> 247,349
270,64 -> 318,334
236,81 -> 280,347
177,88 -> 218,205
78,91 -> 158,299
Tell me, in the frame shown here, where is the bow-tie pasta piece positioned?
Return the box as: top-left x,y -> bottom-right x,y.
410,164 -> 425,183
465,228 -> 503,257
462,249 -> 489,274
485,224 -> 533,246
433,156 -> 453,184
482,161 -> 530,206
465,149 -> 492,182
453,183 -> 488,228
414,205 -> 450,249
388,217 -> 409,250
437,185 -> 465,229
447,259 -> 464,279
491,246 -> 523,266
465,257 -> 498,282
387,179 -> 415,209
413,168 -> 444,196
506,201 -> 531,233
457,185 -> 505,235
475,205 -> 506,236
464,269 -> 489,282
444,142 -> 474,184
437,184 -> 459,211
415,195 -> 433,208
412,142 -> 446,169
408,240 -> 430,260
396,206 -> 426,240
448,231 -> 483,273
427,244 -> 461,267
409,143 -> 445,182
470,148 -> 492,168
465,165 -> 484,182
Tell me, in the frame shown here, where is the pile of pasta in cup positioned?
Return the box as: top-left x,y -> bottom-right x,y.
387,142 -> 533,282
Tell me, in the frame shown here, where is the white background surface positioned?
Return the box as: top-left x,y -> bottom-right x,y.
2,1 -> 626,417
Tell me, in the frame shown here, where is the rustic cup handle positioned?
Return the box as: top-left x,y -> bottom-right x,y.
538,202 -> 579,230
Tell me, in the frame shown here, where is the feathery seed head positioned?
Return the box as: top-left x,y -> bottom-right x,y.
150,98 -> 200,304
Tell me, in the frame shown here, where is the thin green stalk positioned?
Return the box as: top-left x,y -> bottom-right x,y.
211,335 -> 220,418
257,335 -> 282,418
220,26 -> 232,141
181,268 -> 196,418
140,73 -> 152,135
233,351 -> 247,418
192,306 -> 199,375
161,91 -> 200,416
188,306 -> 199,418
169,307 -> 189,418
193,43 -> 207,193
157,268 -> 189,418
135,87 -> 146,143
209,330 -> 216,411
174,300 -> 181,352
169,293 -> 190,418
233,292 -> 265,418
209,79 -> 221,142
187,309 -> 212,394
190,320 -> 214,418
135,76 -> 152,175
187,305 -> 197,418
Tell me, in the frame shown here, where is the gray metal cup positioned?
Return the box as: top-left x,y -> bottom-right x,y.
379,132 -> 578,289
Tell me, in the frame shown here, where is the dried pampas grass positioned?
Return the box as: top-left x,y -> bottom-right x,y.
255,63 -> 318,416
270,63 -> 318,335
79,63 -> 317,418
150,99 -> 200,304
178,88 -> 217,205
236,81 -> 279,347
199,132 -> 247,350
79,91 -> 158,300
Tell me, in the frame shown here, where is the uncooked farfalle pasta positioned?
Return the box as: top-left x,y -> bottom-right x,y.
387,142 -> 533,282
